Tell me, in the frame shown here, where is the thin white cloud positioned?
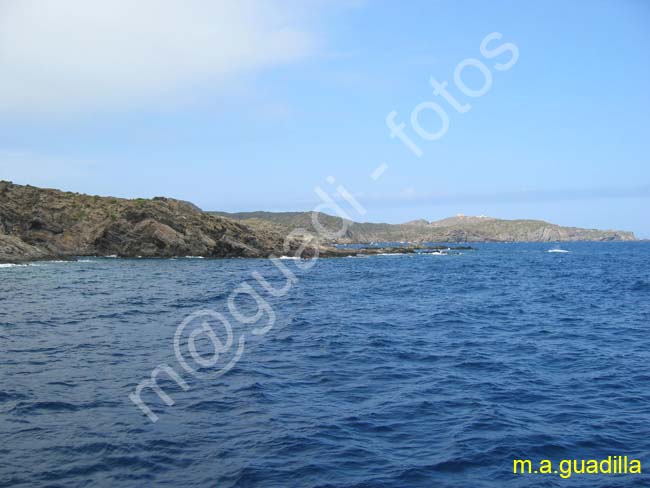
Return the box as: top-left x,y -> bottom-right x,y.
0,0 -> 316,115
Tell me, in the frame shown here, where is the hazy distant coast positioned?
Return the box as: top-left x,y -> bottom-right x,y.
212,211 -> 637,244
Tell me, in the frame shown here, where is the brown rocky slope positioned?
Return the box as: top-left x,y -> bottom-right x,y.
0,181 -> 314,263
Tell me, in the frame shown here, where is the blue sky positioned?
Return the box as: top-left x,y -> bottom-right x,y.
1,0 -> 649,236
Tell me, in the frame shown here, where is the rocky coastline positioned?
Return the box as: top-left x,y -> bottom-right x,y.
0,181 -> 636,264
0,181 -> 319,264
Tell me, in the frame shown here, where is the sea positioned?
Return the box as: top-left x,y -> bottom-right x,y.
1,242 -> 649,487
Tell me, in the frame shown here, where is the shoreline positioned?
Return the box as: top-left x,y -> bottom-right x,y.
3,241 -> 645,265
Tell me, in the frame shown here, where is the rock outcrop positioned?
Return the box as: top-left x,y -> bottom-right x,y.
0,181 -> 314,263
0,234 -> 55,263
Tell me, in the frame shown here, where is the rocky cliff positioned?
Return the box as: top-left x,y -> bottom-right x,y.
0,181 -> 313,263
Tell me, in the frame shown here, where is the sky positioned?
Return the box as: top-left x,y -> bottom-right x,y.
1,0 -> 649,236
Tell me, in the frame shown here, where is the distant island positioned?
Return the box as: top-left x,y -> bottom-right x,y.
0,181 -> 636,263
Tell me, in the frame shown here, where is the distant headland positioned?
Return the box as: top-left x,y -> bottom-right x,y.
211,211 -> 636,244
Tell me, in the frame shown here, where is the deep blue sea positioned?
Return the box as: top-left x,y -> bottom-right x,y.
1,242 -> 649,487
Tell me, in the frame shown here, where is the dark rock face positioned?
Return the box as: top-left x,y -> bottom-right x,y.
0,181 -> 311,262
0,234 -> 55,263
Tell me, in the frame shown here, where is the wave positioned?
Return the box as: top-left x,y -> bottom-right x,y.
6,260 -> 94,267
631,280 -> 650,291
11,401 -> 81,414
547,249 -> 570,253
